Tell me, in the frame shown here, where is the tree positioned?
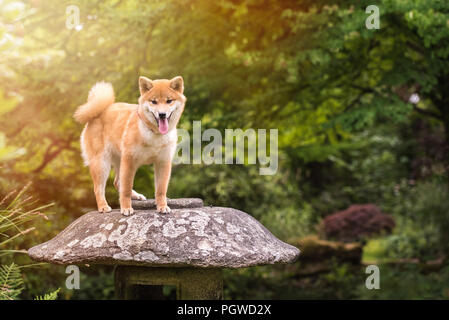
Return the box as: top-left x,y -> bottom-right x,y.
1,0 -> 447,211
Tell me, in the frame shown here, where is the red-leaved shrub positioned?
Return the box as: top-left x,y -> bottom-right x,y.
321,204 -> 395,242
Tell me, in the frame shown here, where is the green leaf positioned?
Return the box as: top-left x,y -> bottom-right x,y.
34,288 -> 60,300
0,263 -> 24,300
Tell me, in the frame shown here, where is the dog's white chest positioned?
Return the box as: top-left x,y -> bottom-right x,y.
136,121 -> 177,164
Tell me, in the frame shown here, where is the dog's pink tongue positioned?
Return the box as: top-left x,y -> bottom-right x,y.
158,118 -> 169,134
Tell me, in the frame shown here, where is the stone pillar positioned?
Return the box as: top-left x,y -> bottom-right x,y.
114,266 -> 223,300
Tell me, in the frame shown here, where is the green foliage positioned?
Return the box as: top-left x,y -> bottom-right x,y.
225,262 -> 449,300
0,132 -> 26,162
363,238 -> 389,263
0,185 -> 51,251
302,124 -> 408,217
169,164 -> 301,219
34,288 -> 60,300
0,184 -> 56,300
4,0 -> 446,202
224,262 -> 364,300
0,263 -> 23,300
0,0 -> 448,300
321,262 -> 361,299
357,264 -> 449,300
260,203 -> 314,241
382,181 -> 449,260
70,267 -> 115,300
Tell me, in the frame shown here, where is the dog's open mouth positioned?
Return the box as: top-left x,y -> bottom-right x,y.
154,113 -> 171,135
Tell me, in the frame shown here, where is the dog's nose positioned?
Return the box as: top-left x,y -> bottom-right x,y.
159,112 -> 166,119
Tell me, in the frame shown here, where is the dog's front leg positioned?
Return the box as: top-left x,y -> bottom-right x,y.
154,159 -> 172,214
119,155 -> 138,216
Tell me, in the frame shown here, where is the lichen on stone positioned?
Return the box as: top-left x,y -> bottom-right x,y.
28,202 -> 300,268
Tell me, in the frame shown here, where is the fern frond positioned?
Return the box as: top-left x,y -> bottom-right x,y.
34,288 -> 60,300
0,263 -> 24,300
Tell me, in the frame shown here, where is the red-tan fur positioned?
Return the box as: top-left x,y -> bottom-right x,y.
74,76 -> 186,216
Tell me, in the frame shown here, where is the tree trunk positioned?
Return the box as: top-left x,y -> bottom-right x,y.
435,75 -> 449,183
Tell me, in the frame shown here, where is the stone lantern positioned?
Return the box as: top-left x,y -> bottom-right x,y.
28,199 -> 300,299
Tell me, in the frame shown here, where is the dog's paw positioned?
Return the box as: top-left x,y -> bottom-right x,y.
120,207 -> 134,216
131,190 -> 147,201
157,205 -> 171,214
98,205 -> 112,213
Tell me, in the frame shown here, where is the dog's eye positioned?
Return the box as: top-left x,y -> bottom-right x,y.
151,100 -> 157,105
166,99 -> 173,104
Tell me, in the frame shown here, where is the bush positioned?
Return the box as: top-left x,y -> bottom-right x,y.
382,181 -> 449,261
0,186 -> 58,300
321,204 -> 395,242
260,203 -> 314,241
356,264 -> 449,300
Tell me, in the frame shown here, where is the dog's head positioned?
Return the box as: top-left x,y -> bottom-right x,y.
137,76 -> 186,134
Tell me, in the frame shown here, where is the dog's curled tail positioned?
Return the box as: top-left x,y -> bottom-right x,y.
73,81 -> 115,124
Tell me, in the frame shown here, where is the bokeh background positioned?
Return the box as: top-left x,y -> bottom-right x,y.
1,0 -> 449,299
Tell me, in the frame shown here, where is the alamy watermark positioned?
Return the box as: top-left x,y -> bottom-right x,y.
365,265 -> 380,289
366,5 -> 380,29
174,121 -> 278,175
65,265 -> 80,290
66,5 -> 82,31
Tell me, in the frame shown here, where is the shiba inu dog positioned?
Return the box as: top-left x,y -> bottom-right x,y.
74,76 -> 186,216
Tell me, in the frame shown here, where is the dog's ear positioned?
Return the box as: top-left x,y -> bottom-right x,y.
139,76 -> 153,95
170,76 -> 184,94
